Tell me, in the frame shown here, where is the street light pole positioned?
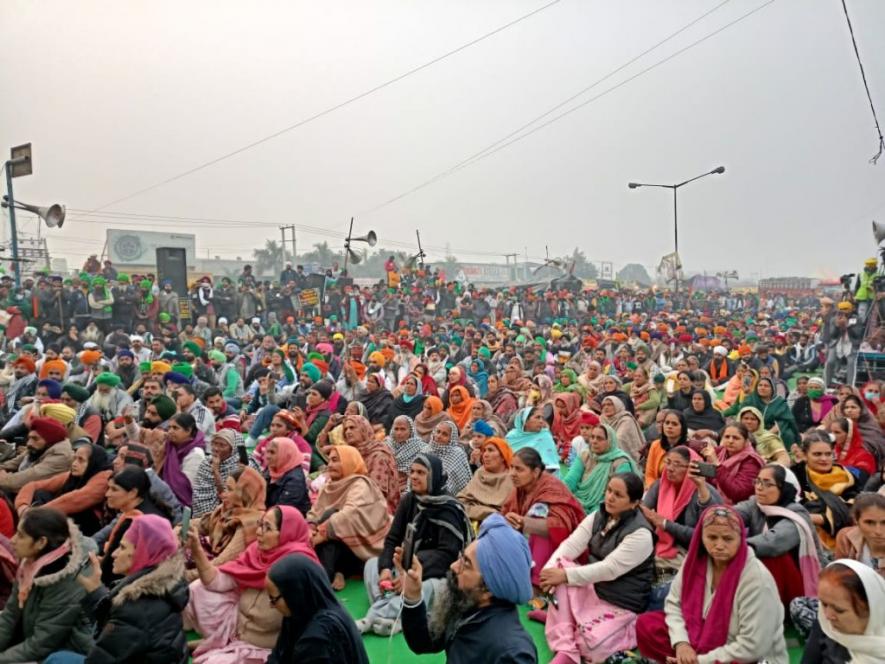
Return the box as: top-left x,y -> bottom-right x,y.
673,186 -> 678,255
628,166 -> 725,292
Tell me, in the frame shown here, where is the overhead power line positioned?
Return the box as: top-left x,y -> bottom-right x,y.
81,0 -> 563,213
840,0 -> 884,164
364,0 -> 775,214
64,208 -> 509,258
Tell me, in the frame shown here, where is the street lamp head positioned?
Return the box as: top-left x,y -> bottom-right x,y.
627,182 -> 641,189
711,166 -> 725,175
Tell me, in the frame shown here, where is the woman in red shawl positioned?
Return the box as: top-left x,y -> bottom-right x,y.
341,415 -> 400,514
830,417 -> 878,479
698,423 -> 764,504
636,505 -> 788,664
858,379 -> 882,416
836,394 -> 885,469
501,447 -> 584,588
185,505 -> 320,664
412,363 -> 439,398
551,393 -> 588,463
486,373 -> 519,422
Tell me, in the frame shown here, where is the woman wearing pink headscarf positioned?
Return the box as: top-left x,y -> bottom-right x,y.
184,505 -> 320,664
265,438 -> 310,515
62,514 -> 189,663
636,505 -> 789,664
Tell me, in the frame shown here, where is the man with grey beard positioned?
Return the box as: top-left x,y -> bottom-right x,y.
86,372 -> 133,422
396,513 -> 537,663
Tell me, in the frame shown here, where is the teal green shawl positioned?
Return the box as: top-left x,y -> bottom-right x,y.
737,380 -> 800,445
563,423 -> 639,513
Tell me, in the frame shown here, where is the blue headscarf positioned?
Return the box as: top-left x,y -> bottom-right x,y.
505,407 -> 560,472
468,361 -> 489,398
472,420 -> 494,437
476,513 -> 532,604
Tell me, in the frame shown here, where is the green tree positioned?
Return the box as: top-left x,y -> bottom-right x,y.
299,241 -> 342,268
252,240 -> 288,277
616,263 -> 653,286
566,248 -> 598,279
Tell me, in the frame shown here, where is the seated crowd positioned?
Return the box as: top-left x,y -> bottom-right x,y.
0,298 -> 882,664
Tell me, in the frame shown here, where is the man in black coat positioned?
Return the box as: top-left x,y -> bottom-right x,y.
396,513 -> 537,664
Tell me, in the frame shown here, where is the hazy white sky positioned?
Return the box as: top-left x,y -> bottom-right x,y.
2,0 -> 884,279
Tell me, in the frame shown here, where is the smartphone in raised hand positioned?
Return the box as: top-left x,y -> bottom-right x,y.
179,507 -> 192,546
692,462 -> 717,479
401,523 -> 417,571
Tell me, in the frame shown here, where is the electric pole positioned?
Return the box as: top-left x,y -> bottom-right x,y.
503,253 -> 518,281
279,225 -> 296,274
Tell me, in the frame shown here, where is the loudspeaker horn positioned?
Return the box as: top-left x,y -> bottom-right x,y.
350,230 -> 377,247
1,198 -> 66,228
30,203 -> 66,228
873,220 -> 885,245
347,247 -> 362,265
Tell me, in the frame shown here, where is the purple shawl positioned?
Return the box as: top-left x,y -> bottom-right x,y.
161,430 -> 205,507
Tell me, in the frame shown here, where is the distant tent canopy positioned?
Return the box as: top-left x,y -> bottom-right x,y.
687,275 -> 721,291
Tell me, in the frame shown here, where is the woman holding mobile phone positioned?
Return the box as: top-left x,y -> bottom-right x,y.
185,505 -> 319,663
699,423 -> 764,505
47,515 -> 189,664
358,453 -> 470,636
641,446 -> 722,578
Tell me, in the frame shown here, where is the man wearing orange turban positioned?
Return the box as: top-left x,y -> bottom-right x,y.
350,361 -> 367,380
39,359 -> 68,381
79,350 -> 102,366
12,356 -> 36,375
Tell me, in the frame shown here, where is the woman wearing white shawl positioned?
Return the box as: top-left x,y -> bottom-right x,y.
815,559 -> 885,664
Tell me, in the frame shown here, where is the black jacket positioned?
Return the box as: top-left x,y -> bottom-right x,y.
402,598 -> 536,664
377,493 -> 464,580
267,467 -> 311,516
800,620 -> 850,664
83,553 -> 189,664
586,506 -> 655,614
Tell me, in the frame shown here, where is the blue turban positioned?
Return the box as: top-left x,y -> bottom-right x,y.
162,371 -> 191,386
224,342 -> 240,355
472,420 -> 494,437
37,379 -> 62,399
117,349 -> 134,359
475,513 -> 532,605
